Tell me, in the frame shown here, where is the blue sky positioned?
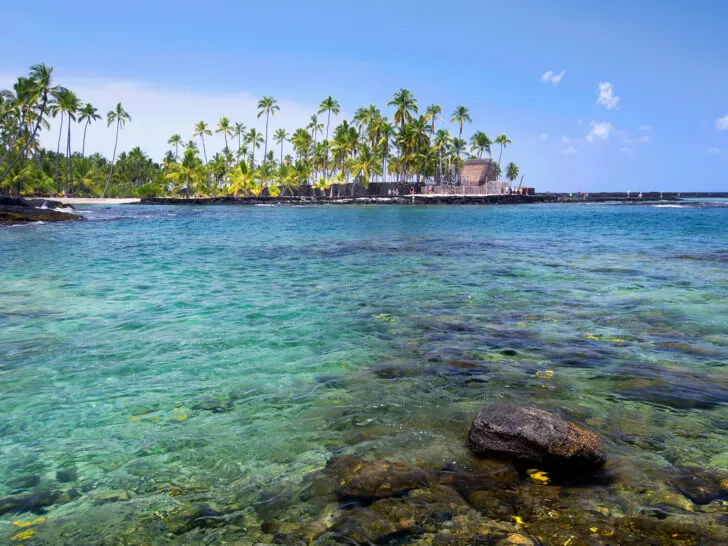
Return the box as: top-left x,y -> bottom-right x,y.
1,0 -> 727,191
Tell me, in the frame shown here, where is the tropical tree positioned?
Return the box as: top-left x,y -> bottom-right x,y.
432,129 -> 451,181
449,105 -> 472,140
273,128 -> 288,164
495,134 -> 512,167
233,122 -> 246,158
101,102 -> 130,198
470,131 -> 491,159
491,160 -> 502,181
62,91 -> 81,191
425,104 -> 442,134
0,64 -> 61,187
168,134 -> 183,160
318,96 -> 341,142
193,121 -> 212,163
257,96 -> 280,183
245,128 -> 264,166
506,162 -> 520,186
388,89 -> 418,127
78,103 -> 101,158
350,144 -> 382,190
216,116 -> 233,153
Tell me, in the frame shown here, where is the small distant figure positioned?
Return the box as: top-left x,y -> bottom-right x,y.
627,190 -> 631,198
660,192 -> 663,200
388,188 -> 392,196
638,192 -> 643,199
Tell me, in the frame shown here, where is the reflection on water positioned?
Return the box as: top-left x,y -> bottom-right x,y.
1,203 -> 727,543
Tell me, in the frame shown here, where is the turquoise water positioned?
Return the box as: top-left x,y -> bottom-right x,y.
1,203 -> 728,543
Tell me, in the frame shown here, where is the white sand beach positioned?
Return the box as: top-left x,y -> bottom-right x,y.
55,197 -> 141,205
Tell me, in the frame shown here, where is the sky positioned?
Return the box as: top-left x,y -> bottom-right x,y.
1,0 -> 727,192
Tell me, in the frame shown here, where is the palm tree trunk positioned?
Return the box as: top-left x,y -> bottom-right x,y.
201,137 -> 208,163
82,120 -> 89,157
101,120 -> 120,198
263,113 -> 269,187
55,114 -> 64,193
175,142 -> 179,160
280,143 -> 283,165
66,119 -> 72,194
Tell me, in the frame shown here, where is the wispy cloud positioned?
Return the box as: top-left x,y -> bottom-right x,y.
640,135 -> 651,143
708,147 -> 721,154
620,148 -> 633,154
562,146 -> 579,155
576,119 -> 583,126
586,121 -> 615,142
638,125 -> 652,131
561,137 -> 570,143
716,114 -> 728,130
540,70 -> 566,85
596,82 -> 620,110
540,133 -> 548,140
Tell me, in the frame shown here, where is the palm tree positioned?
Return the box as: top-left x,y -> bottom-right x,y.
495,134 -> 512,167
506,162 -> 520,186
432,129 -> 451,182
63,91 -> 81,192
307,114 -> 323,147
245,128 -> 263,166
318,96 -> 341,142
470,131 -> 491,159
233,122 -> 246,159
167,134 -> 183,160
491,161 -> 502,181
273,128 -> 288,164
216,116 -> 233,153
0,64 -> 62,186
350,144 -> 382,190
257,97 -> 280,182
77,103 -> 101,158
318,96 -> 340,179
449,105 -> 472,140
425,104 -> 442,134
388,89 -> 418,127
101,102 -> 130,198
193,121 -> 211,163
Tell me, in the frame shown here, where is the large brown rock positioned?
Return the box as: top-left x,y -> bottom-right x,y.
467,404 -> 606,472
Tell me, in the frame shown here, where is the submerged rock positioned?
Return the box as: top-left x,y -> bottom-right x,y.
0,488 -> 80,515
668,466 -> 728,505
467,404 -> 607,472
6,475 -> 40,491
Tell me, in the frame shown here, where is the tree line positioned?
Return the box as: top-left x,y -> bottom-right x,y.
0,64 -> 521,198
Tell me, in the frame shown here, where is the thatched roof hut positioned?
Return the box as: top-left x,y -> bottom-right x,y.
460,159 -> 496,186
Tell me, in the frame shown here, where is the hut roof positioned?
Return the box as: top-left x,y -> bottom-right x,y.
460,158 -> 494,186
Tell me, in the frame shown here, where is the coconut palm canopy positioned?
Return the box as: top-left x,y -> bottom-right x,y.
0,64 -> 520,197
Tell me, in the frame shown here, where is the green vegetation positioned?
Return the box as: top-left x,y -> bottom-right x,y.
0,64 -> 521,197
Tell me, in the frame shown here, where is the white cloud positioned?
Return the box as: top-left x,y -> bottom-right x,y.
561,137 -> 570,143
586,121 -> 615,142
708,147 -> 721,154
638,125 -> 652,131
562,146 -> 579,155
640,135 -> 651,142
0,73 -> 327,162
596,82 -> 620,110
540,133 -> 548,140
540,70 -> 566,85
576,119 -> 583,126
716,114 -> 728,130
620,148 -> 633,154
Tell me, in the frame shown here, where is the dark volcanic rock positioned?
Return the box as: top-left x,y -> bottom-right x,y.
0,488 -> 80,515
467,404 -> 607,472
0,196 -> 83,224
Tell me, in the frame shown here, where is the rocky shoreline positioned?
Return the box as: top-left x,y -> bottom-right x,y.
0,196 -> 84,225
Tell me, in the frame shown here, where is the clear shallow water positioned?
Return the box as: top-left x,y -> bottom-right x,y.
1,203 -> 728,543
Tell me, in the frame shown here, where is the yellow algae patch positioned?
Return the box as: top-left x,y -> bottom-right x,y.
527,469 -> 550,484
511,515 -> 527,527
536,369 -> 554,378
373,313 -> 396,323
10,529 -> 36,541
172,408 -> 189,421
12,518 -> 45,528
585,334 -> 600,341
516,322 -> 530,327
589,527 -> 599,533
